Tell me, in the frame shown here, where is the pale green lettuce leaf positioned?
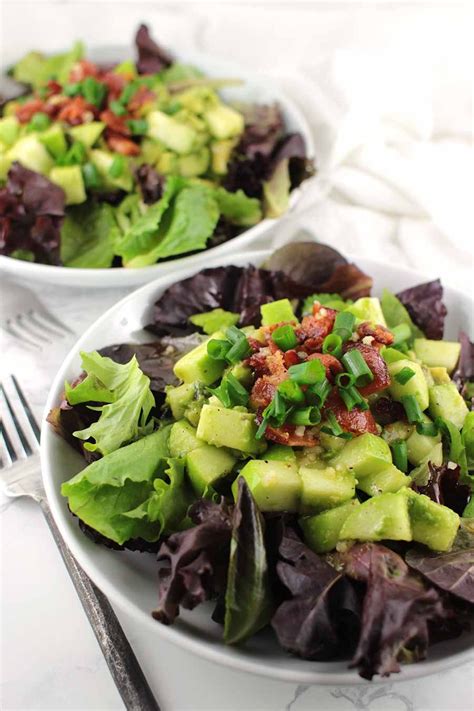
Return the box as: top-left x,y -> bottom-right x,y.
13,42 -> 84,88
214,187 -> 262,226
61,202 -> 120,269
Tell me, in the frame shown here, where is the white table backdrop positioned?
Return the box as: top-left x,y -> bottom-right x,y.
1,2 -> 473,710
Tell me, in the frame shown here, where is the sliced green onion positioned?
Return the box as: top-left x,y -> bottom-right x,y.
108,155 -> 125,179
306,378 -> 332,407
277,379 -> 305,404
63,82 -> 82,97
339,385 -> 368,411
395,366 -> 415,385
435,417 -> 468,476
207,339 -> 231,361
28,112 -> 51,132
127,118 -> 148,135
110,100 -> 127,116
401,394 -> 423,423
210,373 -> 249,408
82,162 -> 100,189
335,372 -> 356,389
322,333 -> 343,359
226,338 -> 251,364
391,323 -> 411,346
321,410 -> 344,437
82,76 -> 107,107
56,141 -> 86,166
119,81 -> 138,104
271,324 -> 298,351
416,421 -> 439,437
333,311 -> 356,341
288,359 -> 325,385
341,349 -> 374,387
288,407 -> 321,426
256,417 -> 269,440
391,440 -> 408,472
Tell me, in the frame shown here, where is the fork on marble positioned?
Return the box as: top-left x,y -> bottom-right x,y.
0,277 -> 73,349
0,375 -> 160,711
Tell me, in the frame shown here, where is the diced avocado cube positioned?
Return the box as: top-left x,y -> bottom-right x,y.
406,489 -> 460,551
410,442 -> 443,485
406,414 -> 441,465
211,139 -> 236,175
39,124 -> 67,159
0,116 -> 20,147
356,464 -> 411,496
428,383 -> 468,430
147,110 -> 197,154
49,165 -> 86,205
299,465 -> 356,513
156,151 -> 178,174
430,367 -> 451,384
319,431 -> 346,455
333,433 -> 392,478
382,346 -> 407,364
89,149 -> 133,192
174,87 -> 218,114
186,444 -> 236,495
8,135 -> 54,174
233,460 -> 301,512
140,138 -> 163,165
263,159 -> 290,218
382,421 -> 413,446
173,333 -> 226,386
169,420 -> 202,457
166,383 -> 196,420
344,297 -> 387,327
113,60 -> 137,77
69,121 -> 105,148
265,445 -> 296,462
260,299 -> 296,326
204,104 -> 244,140
300,499 -> 361,553
177,148 -> 210,177
227,363 -> 253,387
413,338 -> 461,374
340,491 -> 412,542
197,404 -> 263,454
0,154 -> 12,181
388,359 -> 429,411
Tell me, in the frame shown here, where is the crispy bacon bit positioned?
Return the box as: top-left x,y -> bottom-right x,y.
265,424 -> 317,447
249,351 -> 288,409
296,305 -> 337,352
128,85 -> 156,112
68,59 -> 100,83
307,352 -> 343,381
100,109 -> 131,135
247,337 -> 265,354
283,349 -> 301,368
101,72 -> 128,99
357,321 -> 394,347
345,342 -> 391,396
325,390 -> 378,436
57,96 -> 96,125
15,99 -> 46,123
106,131 -> 140,156
46,80 -> 63,97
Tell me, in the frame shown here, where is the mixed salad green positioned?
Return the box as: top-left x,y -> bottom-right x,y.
49,243 -> 474,679
0,25 -> 313,267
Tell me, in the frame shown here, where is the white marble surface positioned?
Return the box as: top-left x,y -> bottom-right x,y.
1,2 -> 473,710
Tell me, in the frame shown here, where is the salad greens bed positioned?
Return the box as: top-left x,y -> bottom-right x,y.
48,243 -> 474,680
0,25 -> 313,268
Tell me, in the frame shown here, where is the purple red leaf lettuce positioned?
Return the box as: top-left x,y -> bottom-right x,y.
396,279 -> 447,340
453,331 -> 474,409
134,164 -> 165,205
412,462 -> 471,515
135,24 -> 172,75
0,162 -> 65,264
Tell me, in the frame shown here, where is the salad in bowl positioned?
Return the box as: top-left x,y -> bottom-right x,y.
0,25 -> 313,276
46,242 -> 474,681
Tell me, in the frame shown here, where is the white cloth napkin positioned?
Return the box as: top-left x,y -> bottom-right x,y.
251,50 -> 473,294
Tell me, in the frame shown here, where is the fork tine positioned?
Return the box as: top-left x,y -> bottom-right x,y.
0,422 -> 16,465
0,384 -> 34,456
29,312 -> 66,339
11,375 -> 41,444
17,315 -> 53,344
34,308 -> 74,335
3,322 -> 42,350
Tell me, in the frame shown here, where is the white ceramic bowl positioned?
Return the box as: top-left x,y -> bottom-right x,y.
0,47 -> 315,288
41,249 -> 474,684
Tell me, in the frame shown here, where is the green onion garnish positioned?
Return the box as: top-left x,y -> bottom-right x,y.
226,338 -> 251,364
341,349 -> 374,387
391,323 -> 411,346
28,112 -> 51,132
210,373 -> 249,408
288,359 -> 325,385
119,81 -> 137,105
288,406 -> 321,426
127,119 -> 149,135
339,385 -> 368,411
110,100 -> 127,116
82,76 -> 107,107
434,417 -> 468,476
395,367 -> 416,385
335,372 -> 356,389
63,82 -> 82,97
416,420 -> 439,437
207,339 -> 231,361
81,162 -> 100,189
391,439 -> 408,472
271,324 -> 298,351
108,155 -> 125,178
277,379 -> 305,404
321,410 -> 344,437
333,311 -> 356,341
56,141 -> 87,166
401,394 -> 423,423
306,378 -> 332,407
322,333 -> 343,359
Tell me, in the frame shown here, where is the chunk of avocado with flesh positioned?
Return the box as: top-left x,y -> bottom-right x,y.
211,139 -> 236,175
410,442 -> 443,485
187,444 -> 236,496
406,414 -> 441,465
265,444 -> 296,462
344,297 -> 387,327
173,332 -> 226,386
0,116 -> 19,146
233,460 -> 301,512
147,110 -> 197,155
406,489 -> 459,551
319,431 -> 347,455
197,404 -> 262,454
340,490 -> 412,542
263,159 -> 290,219
413,338 -> 461,374
39,124 -> 67,159
428,383 -> 468,430
69,121 -> 105,148
333,433 -> 392,478
388,359 -> 429,411
169,420 -> 202,457
49,165 -> 86,205
177,148 -> 210,177
300,499 -> 361,553
299,465 -> 356,513
204,104 -> 244,140
260,299 -> 296,326
89,149 -> 133,192
8,135 -> 53,174
430,367 -> 451,384
166,382 -> 196,420
356,463 -> 411,497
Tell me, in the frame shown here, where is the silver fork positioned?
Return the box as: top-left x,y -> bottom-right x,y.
0,277 -> 74,350
0,375 -> 160,711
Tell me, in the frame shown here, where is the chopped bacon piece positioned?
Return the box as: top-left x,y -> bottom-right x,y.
100,109 -> 131,135
57,96 -> 96,125
249,351 -> 287,409
128,85 -> 156,112
247,336 -> 264,353
357,321 -> 394,347
68,59 -> 100,83
283,349 -> 301,368
345,342 -> 391,396
307,352 -> 343,381
106,131 -> 140,156
101,72 -> 127,99
16,99 -> 46,123
265,424 -> 317,447
45,80 -> 63,97
325,390 -> 378,436
296,305 -> 337,352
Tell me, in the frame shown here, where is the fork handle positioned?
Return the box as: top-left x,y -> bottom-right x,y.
39,499 -> 160,711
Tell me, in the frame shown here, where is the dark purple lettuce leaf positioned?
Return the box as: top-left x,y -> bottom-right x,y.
47,396 -> 100,464
453,331 -> 474,409
135,24 -> 172,75
152,499 -> 233,625
271,528 -> 360,660
396,279 -> 447,339
0,162 -> 65,264
238,104 -> 284,159
342,543 -> 447,680
406,520 -> 474,604
134,164 -> 165,205
371,397 -> 406,426
412,463 -> 471,515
